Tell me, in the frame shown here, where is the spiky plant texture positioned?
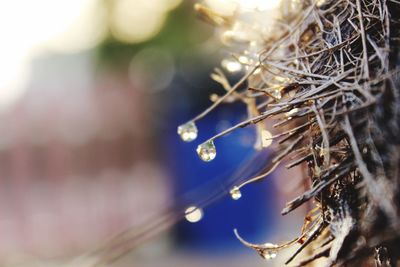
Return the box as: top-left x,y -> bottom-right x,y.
190,0 -> 400,265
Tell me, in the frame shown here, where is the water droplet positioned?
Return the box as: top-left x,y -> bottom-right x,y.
177,121 -> 198,142
196,140 -> 217,162
261,130 -> 273,148
259,243 -> 278,260
185,206 -> 203,223
260,249 -> 278,260
230,186 -> 242,200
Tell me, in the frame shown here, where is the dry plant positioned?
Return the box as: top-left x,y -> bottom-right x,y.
81,0 -> 400,266
177,0 -> 400,266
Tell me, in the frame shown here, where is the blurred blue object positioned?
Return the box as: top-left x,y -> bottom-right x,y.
164,99 -> 278,253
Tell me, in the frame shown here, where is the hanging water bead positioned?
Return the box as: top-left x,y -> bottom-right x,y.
234,229 -> 281,261
177,121 -> 198,142
259,245 -> 278,260
230,186 -> 242,200
196,140 -> 217,162
185,206 -> 203,223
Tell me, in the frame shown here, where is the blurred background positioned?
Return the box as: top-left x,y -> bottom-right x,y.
0,0 -> 307,266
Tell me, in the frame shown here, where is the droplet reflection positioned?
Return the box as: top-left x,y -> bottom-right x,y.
230,186 -> 242,200
185,206 -> 203,223
196,140 -> 217,162
177,121 -> 198,142
260,245 -> 278,260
